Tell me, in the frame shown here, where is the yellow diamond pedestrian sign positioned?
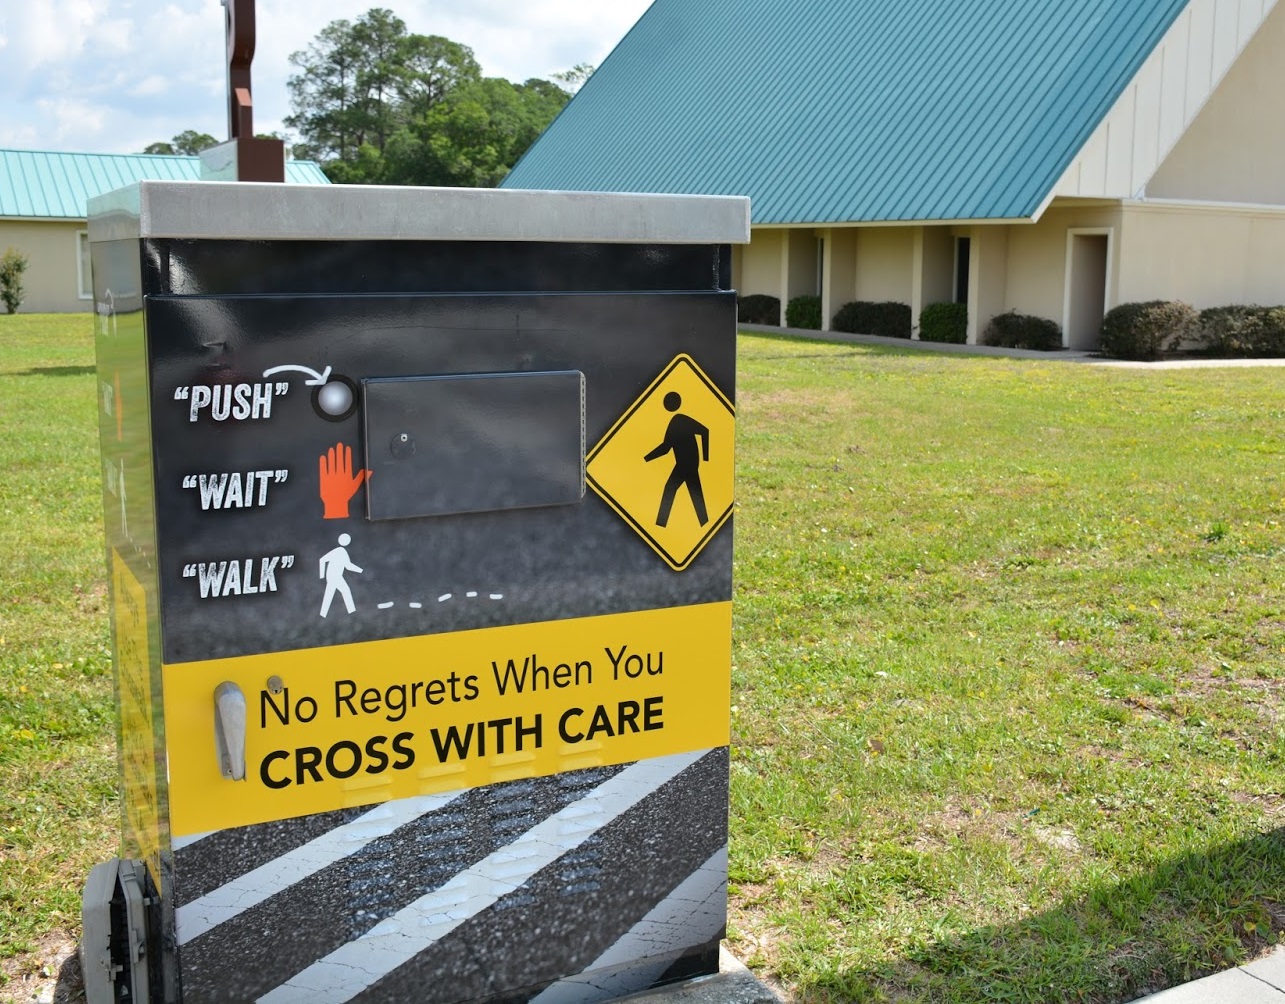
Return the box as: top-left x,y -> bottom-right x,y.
587,354 -> 735,571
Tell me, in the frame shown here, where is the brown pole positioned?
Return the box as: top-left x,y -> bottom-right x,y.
221,0 -> 285,182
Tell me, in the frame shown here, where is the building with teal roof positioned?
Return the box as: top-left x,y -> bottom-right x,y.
0,149 -> 328,313
505,0 -> 1285,347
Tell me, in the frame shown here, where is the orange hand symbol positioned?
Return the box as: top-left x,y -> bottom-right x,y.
319,442 -> 372,519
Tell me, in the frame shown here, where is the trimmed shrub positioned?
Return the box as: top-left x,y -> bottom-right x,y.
982,311 -> 1062,351
0,247 -> 28,314
737,294 -> 781,326
785,295 -> 822,330
1099,301 -> 1198,360
831,300 -> 912,339
1266,308 -> 1285,357
1198,305 -> 1285,357
918,302 -> 967,344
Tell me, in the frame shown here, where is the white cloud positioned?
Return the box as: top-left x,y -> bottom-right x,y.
0,0 -> 654,153
12,0 -> 100,68
95,18 -> 137,56
33,95 -> 114,147
127,74 -> 170,98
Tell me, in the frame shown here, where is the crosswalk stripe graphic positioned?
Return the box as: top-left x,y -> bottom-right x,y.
257,749 -> 707,1004
176,791 -> 462,943
528,846 -> 728,1004
348,747 -> 727,1003
171,832 -> 213,851
177,766 -> 627,1001
173,803 -> 378,907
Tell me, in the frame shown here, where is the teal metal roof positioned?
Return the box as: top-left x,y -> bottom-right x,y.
503,0 -> 1190,224
0,148 -> 330,219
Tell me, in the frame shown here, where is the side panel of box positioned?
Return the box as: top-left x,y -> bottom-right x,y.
92,237 -> 179,1002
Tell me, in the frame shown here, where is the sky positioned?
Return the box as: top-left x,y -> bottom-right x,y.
0,0 -> 655,156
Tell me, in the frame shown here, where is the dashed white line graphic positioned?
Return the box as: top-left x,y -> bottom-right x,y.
364,593 -> 508,612
416,592 -> 507,606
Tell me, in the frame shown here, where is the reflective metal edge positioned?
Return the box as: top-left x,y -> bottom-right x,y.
88,181 -> 751,245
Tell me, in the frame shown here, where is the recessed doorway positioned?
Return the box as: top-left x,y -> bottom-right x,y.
1064,230 -> 1111,351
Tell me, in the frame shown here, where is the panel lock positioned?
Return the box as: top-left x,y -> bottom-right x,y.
213,682 -> 247,781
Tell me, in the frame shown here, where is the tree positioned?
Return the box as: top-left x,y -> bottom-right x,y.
285,17 -> 366,164
396,34 -> 481,118
286,9 -> 576,186
348,8 -> 411,153
382,77 -> 570,188
321,142 -> 387,185
0,247 -> 29,314
285,8 -> 475,172
551,63 -> 594,94
142,130 -> 218,156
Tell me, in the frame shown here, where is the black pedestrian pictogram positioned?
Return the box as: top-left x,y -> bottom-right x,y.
644,392 -> 709,527
586,353 -> 734,572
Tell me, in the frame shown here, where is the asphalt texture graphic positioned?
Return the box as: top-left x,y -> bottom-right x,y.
177,764 -> 625,999
172,751 -> 727,1003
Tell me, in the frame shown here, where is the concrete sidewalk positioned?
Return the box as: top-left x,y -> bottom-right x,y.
738,323 -> 1285,368
627,948 -> 783,1004
1135,947 -> 1285,1002
638,946 -> 1285,1003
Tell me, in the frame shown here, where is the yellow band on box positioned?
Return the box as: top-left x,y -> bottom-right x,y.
164,602 -> 731,835
112,550 -> 161,884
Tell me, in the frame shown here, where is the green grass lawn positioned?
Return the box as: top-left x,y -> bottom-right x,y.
1,315 -> 1282,1003
0,314 -> 116,998
731,334 -> 1285,1002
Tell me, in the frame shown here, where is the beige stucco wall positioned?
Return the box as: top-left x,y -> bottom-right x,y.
0,219 -> 91,313
853,228 -> 914,304
1005,204 -> 1122,323
916,227 -> 954,310
971,199 -> 1285,343
784,229 -> 819,302
730,197 -> 1285,346
822,228 -> 858,329
1116,202 -> 1285,307
966,226 -> 1009,344
737,226 -> 915,322
1002,199 -> 1285,343
1147,0 -> 1285,206
736,230 -> 784,299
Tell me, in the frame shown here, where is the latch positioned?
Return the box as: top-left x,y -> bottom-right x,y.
214,681 -> 247,781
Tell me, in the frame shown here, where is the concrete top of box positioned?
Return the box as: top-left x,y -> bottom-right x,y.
87,181 -> 750,245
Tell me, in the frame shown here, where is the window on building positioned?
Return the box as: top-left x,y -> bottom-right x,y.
954,237 -> 971,304
77,230 -> 92,300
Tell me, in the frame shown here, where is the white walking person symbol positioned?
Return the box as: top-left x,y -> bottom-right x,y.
319,533 -> 362,617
